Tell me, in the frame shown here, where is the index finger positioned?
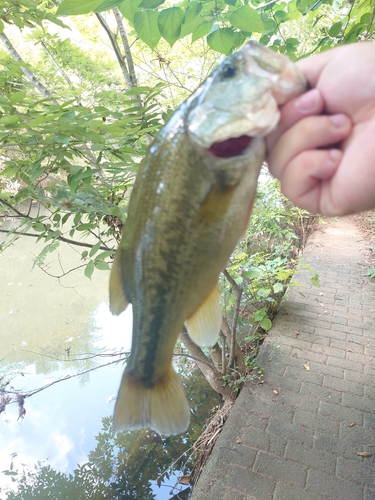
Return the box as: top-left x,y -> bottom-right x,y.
266,88 -> 324,151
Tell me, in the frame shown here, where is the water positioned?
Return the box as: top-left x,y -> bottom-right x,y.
0,224 -> 218,499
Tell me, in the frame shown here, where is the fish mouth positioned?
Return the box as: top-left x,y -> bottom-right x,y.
208,135 -> 252,158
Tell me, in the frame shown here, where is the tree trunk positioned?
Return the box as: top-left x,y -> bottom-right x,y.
179,330 -> 236,403
113,7 -> 138,87
0,32 -> 57,104
95,12 -> 133,89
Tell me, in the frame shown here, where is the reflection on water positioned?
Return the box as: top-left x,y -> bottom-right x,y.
0,228 -> 217,499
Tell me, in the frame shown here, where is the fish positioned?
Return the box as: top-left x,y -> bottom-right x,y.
109,41 -> 306,436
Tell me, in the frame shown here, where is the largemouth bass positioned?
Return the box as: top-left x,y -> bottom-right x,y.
109,41 -> 306,436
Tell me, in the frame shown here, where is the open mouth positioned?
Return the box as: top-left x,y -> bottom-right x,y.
208,135 -> 252,158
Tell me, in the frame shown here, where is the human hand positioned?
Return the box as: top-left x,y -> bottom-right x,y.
266,42 -> 375,215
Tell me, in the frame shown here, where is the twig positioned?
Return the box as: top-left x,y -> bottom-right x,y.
4,357 -> 127,400
223,269 -> 242,367
0,228 -> 112,251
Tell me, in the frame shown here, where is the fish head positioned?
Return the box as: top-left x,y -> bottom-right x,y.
187,40 -> 307,154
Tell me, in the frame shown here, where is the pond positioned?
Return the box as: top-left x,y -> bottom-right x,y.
0,221 -> 218,499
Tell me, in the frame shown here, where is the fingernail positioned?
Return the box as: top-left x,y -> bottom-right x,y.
329,114 -> 348,128
296,89 -> 320,112
328,149 -> 341,162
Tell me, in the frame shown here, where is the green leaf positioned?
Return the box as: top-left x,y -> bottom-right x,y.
273,282 -> 284,293
134,11 -> 161,49
328,21 -> 342,37
119,0 -> 142,23
253,308 -> 267,321
257,287 -> 271,298
191,20 -> 212,42
94,260 -> 110,270
57,0 -> 105,15
285,37 -> 300,48
0,19 -> 4,34
139,0 -> 164,7
260,317 -> 272,331
245,268 -> 262,279
229,6 -> 265,33
89,241 -> 101,257
296,0 -> 321,13
9,92 -> 26,104
32,223 -> 46,232
311,273 -> 320,287
95,250 -> 114,260
157,7 -> 184,46
76,223 -> 96,231
207,28 -> 235,54
273,10 -> 291,22
0,115 -> 19,125
94,0 -> 123,11
180,2 -> 203,37
53,134 -> 70,145
1,166 -> 18,178
85,261 -> 95,279
263,18 -> 277,32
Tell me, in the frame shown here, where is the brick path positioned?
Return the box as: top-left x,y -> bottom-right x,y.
191,216 -> 375,500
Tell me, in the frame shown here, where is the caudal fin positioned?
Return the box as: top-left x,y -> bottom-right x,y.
113,366 -> 190,436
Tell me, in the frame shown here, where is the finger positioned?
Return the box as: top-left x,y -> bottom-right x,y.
267,113 -> 352,180
267,89 -> 324,150
279,149 -> 343,214
296,45 -> 347,87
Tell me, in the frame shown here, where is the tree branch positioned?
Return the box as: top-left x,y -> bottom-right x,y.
0,31 -> 57,103
0,228 -> 111,251
113,7 -> 137,87
95,12 -> 132,89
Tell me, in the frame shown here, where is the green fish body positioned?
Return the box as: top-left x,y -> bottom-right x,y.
109,41 -> 306,436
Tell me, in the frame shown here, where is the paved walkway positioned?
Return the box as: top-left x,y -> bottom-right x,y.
191,216 -> 375,500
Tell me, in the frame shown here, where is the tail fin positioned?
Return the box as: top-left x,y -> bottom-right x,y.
113,366 -> 190,436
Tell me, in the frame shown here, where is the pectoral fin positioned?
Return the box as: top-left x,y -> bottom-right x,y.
185,284 -> 222,347
109,250 -> 129,315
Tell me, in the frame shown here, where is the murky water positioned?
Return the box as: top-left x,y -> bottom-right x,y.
0,222 -> 217,499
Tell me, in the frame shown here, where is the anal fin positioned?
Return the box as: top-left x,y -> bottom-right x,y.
185,284 -> 222,347
113,366 -> 190,436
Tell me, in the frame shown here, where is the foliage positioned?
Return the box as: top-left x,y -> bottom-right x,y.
222,175 -> 313,335
0,78 -> 165,274
367,266 -> 375,280
57,0 -> 375,56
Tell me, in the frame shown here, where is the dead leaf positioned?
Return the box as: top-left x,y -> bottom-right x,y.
236,436 -> 242,444
273,389 -> 279,395
303,363 -> 310,371
178,474 -> 191,485
356,452 -> 372,457
348,422 -> 355,427
347,349 -> 354,353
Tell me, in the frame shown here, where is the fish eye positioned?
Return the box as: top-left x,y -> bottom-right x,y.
222,64 -> 236,79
